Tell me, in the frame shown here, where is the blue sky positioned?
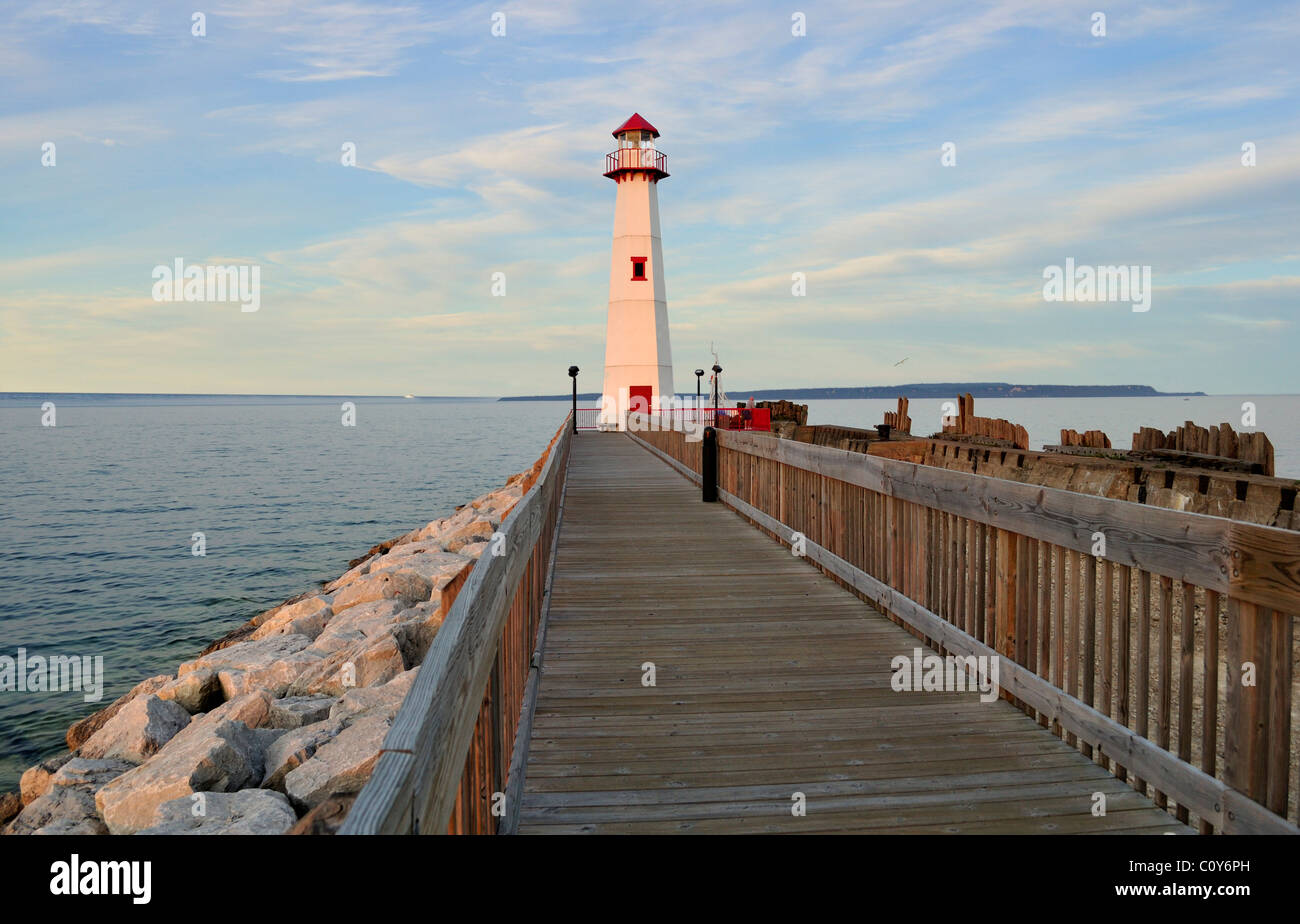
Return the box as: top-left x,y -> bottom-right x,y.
2,0 -> 1297,396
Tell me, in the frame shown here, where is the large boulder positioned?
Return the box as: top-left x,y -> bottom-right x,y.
367,549 -> 473,588
65,673 -> 172,750
7,783 -> 106,835
441,517 -> 498,553
137,789 -> 298,835
19,752 -> 73,805
179,634 -> 319,699
283,715 -> 390,811
288,792 -> 356,835
287,633 -> 407,697
157,667 -> 223,714
201,689 -> 274,730
331,570 -> 432,615
268,695 -> 337,730
250,596 -> 332,642
79,695 -> 192,763
329,667 -> 419,724
308,598 -> 407,656
0,792 -> 21,826
389,603 -> 446,666
324,558 -> 373,594
94,717 -> 267,835
6,758 -> 132,835
261,718 -> 343,791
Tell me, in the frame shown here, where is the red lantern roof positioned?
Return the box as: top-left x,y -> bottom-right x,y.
612,113 -> 660,138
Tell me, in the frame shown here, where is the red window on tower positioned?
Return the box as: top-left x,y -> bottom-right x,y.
631,257 -> 647,281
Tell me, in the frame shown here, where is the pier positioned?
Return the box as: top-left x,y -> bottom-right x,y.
343,414 -> 1300,835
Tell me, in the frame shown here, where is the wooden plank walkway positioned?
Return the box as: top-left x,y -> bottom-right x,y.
517,433 -> 1189,834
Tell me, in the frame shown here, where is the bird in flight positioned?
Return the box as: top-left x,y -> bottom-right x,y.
894,356 -> 909,367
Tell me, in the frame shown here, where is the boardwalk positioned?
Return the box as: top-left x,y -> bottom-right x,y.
516,433 -> 1189,834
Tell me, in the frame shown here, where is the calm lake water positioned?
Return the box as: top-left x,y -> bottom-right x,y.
0,393 -> 1295,789
0,395 -> 572,789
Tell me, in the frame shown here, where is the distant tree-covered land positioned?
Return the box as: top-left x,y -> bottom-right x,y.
498,383 -> 1205,401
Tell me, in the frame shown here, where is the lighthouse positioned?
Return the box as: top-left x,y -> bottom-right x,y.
599,114 -> 674,430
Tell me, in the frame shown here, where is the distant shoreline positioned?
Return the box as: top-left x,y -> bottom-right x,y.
499,383 -> 1209,402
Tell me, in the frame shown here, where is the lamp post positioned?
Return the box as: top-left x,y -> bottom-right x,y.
711,362 -> 721,426
568,365 -> 579,433
695,369 -> 704,403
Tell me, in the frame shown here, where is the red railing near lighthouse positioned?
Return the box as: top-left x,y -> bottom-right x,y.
604,147 -> 668,176
578,406 -> 771,432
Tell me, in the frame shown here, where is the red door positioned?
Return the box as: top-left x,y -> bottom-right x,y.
628,385 -> 653,416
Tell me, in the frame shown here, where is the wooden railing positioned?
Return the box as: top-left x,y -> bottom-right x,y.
629,415 -> 1300,834
341,415 -> 572,834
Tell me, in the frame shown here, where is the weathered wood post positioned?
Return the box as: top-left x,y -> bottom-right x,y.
1224,599 -> 1293,825
701,426 -> 718,502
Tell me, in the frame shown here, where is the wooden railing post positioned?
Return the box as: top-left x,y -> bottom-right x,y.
1224,599 -> 1292,823
995,529 -> 1017,701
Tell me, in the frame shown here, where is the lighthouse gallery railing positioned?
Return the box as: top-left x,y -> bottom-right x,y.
605,147 -> 668,174
628,413 -> 1300,835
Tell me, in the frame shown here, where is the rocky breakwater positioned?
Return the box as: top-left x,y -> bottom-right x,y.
0,431 -> 561,836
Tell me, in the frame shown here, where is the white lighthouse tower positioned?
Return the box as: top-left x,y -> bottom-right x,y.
599,113 -> 674,430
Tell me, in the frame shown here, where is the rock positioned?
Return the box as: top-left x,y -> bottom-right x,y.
49,757 -> 135,790
79,695 -> 192,763
137,789 -> 298,835
0,792 -> 22,826
19,752 -> 73,805
7,783 -> 106,835
201,689 -> 274,730
283,715 -> 390,811
329,667 -> 419,724
368,549 -> 473,587
470,485 -> 523,523
269,695 -> 337,729
326,558 -> 373,594
308,598 -> 407,655
193,590 -> 321,658
251,596 -> 332,642
261,718 -> 343,790
179,634 -> 319,699
389,604 -> 445,666
66,673 -> 172,750
95,717 -> 267,834
157,667 -> 223,713
442,517 -> 497,553
6,758 -> 130,835
288,632 -> 407,697
288,792 -> 356,835
331,570 -> 432,615
458,541 -> 490,558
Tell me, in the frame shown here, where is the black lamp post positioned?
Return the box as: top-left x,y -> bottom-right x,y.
711,362 -> 721,424
694,369 -> 704,403
568,365 -> 579,433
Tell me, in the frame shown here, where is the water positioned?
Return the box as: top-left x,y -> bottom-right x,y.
1,393 -> 1296,791
801,395 -> 1300,479
0,395 -> 572,789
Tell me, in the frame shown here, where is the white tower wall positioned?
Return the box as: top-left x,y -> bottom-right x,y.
599,168 -> 673,429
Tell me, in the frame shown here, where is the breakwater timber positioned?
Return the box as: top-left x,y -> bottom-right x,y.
0,422 -> 567,835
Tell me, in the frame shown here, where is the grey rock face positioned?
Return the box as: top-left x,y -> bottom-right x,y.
137,789 -> 298,835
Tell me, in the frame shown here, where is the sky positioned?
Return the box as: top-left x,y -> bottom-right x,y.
2,0 -> 1297,397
